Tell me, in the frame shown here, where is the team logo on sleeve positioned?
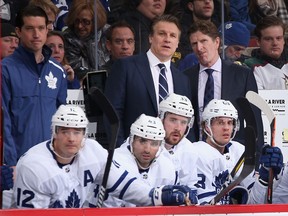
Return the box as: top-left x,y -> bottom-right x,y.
45,71 -> 58,89
283,74 -> 288,89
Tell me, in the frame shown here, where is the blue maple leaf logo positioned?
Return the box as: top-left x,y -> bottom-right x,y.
213,170 -> 229,191
212,170 -> 230,204
65,189 -> 81,208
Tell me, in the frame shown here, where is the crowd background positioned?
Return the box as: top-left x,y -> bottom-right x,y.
1,0 -> 288,209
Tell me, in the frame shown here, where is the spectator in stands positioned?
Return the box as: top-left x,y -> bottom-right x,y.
2,5 -> 67,167
177,0 -> 229,61
0,0 -> 29,25
46,31 -> 81,89
249,0 -> 288,26
51,0 -> 72,31
120,0 -> 166,54
29,0 -> 60,31
1,23 -> 19,59
63,0 -> 110,81
52,0 -> 109,31
102,20 -> 135,73
178,21 -> 251,71
244,16 -> 288,90
229,0 -> 256,32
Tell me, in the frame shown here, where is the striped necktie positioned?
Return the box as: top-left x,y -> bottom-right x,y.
158,63 -> 168,103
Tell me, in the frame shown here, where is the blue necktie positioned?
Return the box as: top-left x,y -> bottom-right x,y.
204,69 -> 214,108
158,63 -> 168,103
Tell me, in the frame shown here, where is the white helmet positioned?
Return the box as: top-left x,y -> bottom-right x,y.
129,114 -> 165,169
130,114 -> 165,141
51,105 -> 88,134
159,93 -> 194,135
203,99 -> 239,139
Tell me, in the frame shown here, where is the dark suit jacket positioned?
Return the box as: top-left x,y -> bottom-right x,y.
105,53 -> 192,147
184,60 -> 264,169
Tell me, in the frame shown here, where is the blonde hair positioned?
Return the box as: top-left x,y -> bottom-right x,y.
66,0 -> 107,31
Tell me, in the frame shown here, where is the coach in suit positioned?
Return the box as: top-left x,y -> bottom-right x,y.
184,20 -> 264,170
105,15 -> 191,147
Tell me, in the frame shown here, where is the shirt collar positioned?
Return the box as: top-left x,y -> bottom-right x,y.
147,49 -> 171,69
199,56 -> 222,73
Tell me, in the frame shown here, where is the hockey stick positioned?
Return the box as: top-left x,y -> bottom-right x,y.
209,97 -> 256,205
246,91 -> 276,204
229,97 -> 258,178
87,87 -> 119,207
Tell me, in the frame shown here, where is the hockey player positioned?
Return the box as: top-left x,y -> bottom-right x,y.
104,114 -> 181,207
14,105 -> 196,208
158,93 -> 199,195
194,99 -> 254,204
249,145 -> 284,204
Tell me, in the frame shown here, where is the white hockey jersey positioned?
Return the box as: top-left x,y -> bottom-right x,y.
103,139 -> 177,207
163,137 -> 199,189
14,139 -> 155,208
249,163 -> 288,204
254,63 -> 288,90
192,141 -> 254,204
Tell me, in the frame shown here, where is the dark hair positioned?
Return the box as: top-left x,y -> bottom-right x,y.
15,5 -> 48,28
150,14 -> 181,36
254,16 -> 286,39
29,0 -> 60,17
46,30 -> 69,65
105,20 -> 135,41
187,20 -> 220,40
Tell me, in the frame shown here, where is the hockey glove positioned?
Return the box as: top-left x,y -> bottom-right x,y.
259,145 -> 283,185
150,185 -> 198,206
228,186 -> 249,204
1,165 -> 13,191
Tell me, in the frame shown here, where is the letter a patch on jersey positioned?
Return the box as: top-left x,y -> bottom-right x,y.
84,170 -> 94,187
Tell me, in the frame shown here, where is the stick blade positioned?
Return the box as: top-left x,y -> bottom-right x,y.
246,91 -> 275,124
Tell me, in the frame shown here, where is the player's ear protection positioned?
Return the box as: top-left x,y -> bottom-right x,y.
155,140 -> 164,158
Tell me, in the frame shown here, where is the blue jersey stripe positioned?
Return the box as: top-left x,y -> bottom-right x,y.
106,170 -> 129,194
119,177 -> 137,199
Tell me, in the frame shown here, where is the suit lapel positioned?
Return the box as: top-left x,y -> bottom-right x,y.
221,60 -> 231,99
136,54 -> 158,112
171,66 -> 180,92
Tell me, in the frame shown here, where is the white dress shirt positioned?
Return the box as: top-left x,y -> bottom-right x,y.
147,49 -> 174,105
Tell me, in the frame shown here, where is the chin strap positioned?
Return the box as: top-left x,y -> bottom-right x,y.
204,127 -> 230,150
49,138 -> 86,161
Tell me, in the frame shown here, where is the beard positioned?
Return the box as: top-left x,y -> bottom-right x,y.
194,11 -> 212,21
165,131 -> 184,146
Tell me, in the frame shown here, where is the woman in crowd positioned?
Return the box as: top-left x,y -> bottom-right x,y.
63,0 -> 110,80
46,30 -> 80,89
